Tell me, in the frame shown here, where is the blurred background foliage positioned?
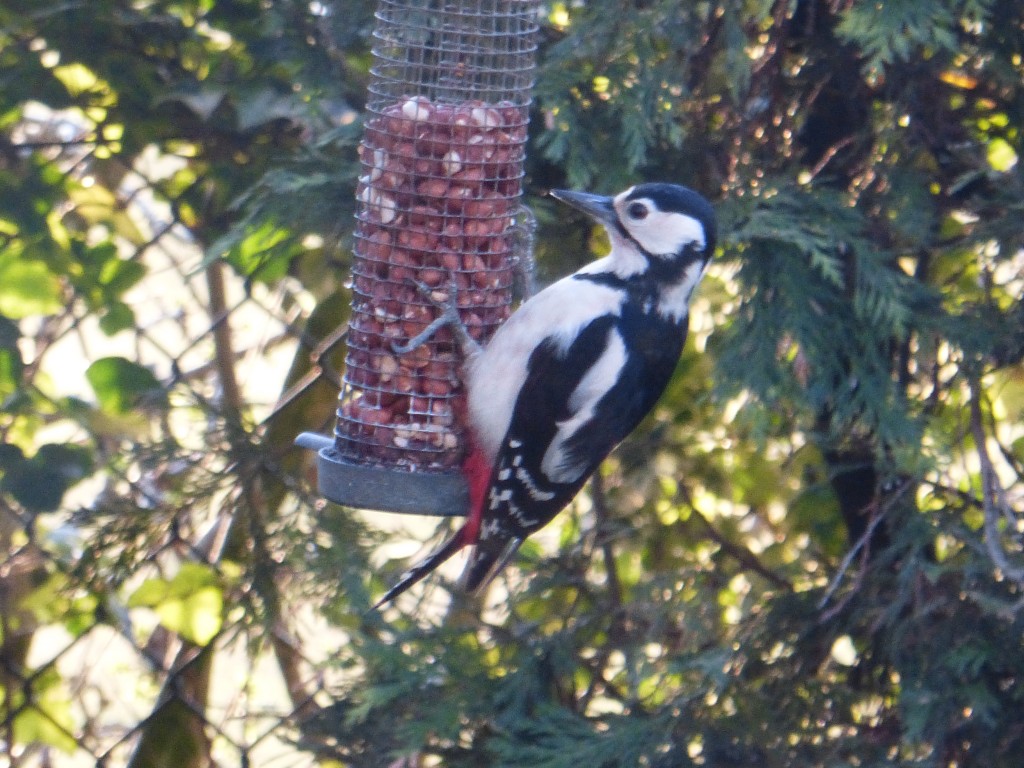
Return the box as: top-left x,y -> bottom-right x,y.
1,0 -> 1023,766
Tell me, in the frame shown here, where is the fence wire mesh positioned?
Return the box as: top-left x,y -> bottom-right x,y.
0,106 -> 356,767
2,2 -> 538,764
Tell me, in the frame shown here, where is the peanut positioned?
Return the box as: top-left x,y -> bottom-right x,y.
341,95 -> 529,469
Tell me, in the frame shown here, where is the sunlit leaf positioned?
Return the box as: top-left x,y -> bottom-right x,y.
68,184 -> 119,225
0,254 -> 63,318
155,585 -> 223,645
0,315 -> 24,397
12,670 -> 77,754
987,137 -> 1018,172
85,357 -> 164,414
52,63 -> 102,97
217,219 -> 303,283
788,484 -> 845,558
18,570 -> 98,636
128,563 -> 224,646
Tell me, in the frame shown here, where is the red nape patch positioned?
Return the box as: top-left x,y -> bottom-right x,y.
459,443 -> 492,544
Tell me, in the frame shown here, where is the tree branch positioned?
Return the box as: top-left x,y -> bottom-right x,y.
817,479 -> 912,619
205,260 -> 244,427
968,376 -> 1024,584
675,485 -> 792,591
589,472 -> 622,609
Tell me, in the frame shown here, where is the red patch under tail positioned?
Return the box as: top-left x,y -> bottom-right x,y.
459,440 -> 493,545
370,440 -> 494,610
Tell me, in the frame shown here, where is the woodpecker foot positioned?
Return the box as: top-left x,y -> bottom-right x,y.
391,278 -> 482,359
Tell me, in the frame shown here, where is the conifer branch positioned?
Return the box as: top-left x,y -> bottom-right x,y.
817,478 -> 913,619
675,485 -> 792,591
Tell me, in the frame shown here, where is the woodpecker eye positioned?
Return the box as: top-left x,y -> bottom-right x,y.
626,202 -> 649,220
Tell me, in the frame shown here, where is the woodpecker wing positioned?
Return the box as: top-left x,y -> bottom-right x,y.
463,308 -> 682,591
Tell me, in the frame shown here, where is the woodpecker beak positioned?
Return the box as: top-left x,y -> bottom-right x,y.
550,189 -> 617,228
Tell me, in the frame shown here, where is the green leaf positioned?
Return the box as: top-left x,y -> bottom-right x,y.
12,669 -> 77,754
987,137 -> 1018,172
0,442 -> 25,470
3,468 -> 65,514
128,563 -> 224,646
98,256 -> 146,295
217,219 -> 303,283
18,570 -> 98,635
1012,436 -> 1024,467
52,62 -> 103,97
0,443 -> 93,513
98,301 -> 136,335
788,484 -> 846,559
0,254 -> 63,318
0,314 -> 24,398
155,586 -> 223,646
34,444 -> 95,484
85,357 -> 164,414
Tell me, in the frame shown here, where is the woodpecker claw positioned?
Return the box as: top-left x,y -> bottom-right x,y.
391,276 -> 482,359
391,313 -> 452,355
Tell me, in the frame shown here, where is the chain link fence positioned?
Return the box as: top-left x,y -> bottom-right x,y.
0,102 -> 366,767
1,3 -> 542,763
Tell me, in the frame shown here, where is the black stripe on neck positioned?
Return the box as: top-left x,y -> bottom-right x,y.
573,247 -> 706,291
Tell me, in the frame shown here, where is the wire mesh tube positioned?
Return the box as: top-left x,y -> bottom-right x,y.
326,0 -> 539,511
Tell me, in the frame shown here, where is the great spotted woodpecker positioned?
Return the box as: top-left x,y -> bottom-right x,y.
373,183 -> 716,608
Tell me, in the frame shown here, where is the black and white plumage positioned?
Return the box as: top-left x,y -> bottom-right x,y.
373,183 -> 716,608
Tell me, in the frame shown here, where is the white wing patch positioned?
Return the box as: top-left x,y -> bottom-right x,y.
540,327 -> 628,484
514,466 -> 555,501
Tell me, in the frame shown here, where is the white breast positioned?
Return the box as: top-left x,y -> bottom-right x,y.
466,275 -> 624,461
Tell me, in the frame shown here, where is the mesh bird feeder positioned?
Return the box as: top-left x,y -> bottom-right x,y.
297,0 -> 540,515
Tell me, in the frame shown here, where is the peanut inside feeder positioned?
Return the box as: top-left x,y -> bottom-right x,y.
338,96 -> 528,472
296,0 -> 539,514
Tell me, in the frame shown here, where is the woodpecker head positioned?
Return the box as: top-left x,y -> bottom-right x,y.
551,183 -> 716,276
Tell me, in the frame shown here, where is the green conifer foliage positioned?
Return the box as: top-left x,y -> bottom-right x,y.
1,1 -> 1022,766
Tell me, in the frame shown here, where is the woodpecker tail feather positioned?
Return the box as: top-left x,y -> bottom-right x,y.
370,529 -> 469,610
371,442 -> 494,610
462,537 -> 524,594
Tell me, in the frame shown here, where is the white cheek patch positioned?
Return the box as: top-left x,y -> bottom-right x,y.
630,211 -> 706,257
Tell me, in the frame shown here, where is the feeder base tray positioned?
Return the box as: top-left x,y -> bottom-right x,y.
295,432 -> 468,516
